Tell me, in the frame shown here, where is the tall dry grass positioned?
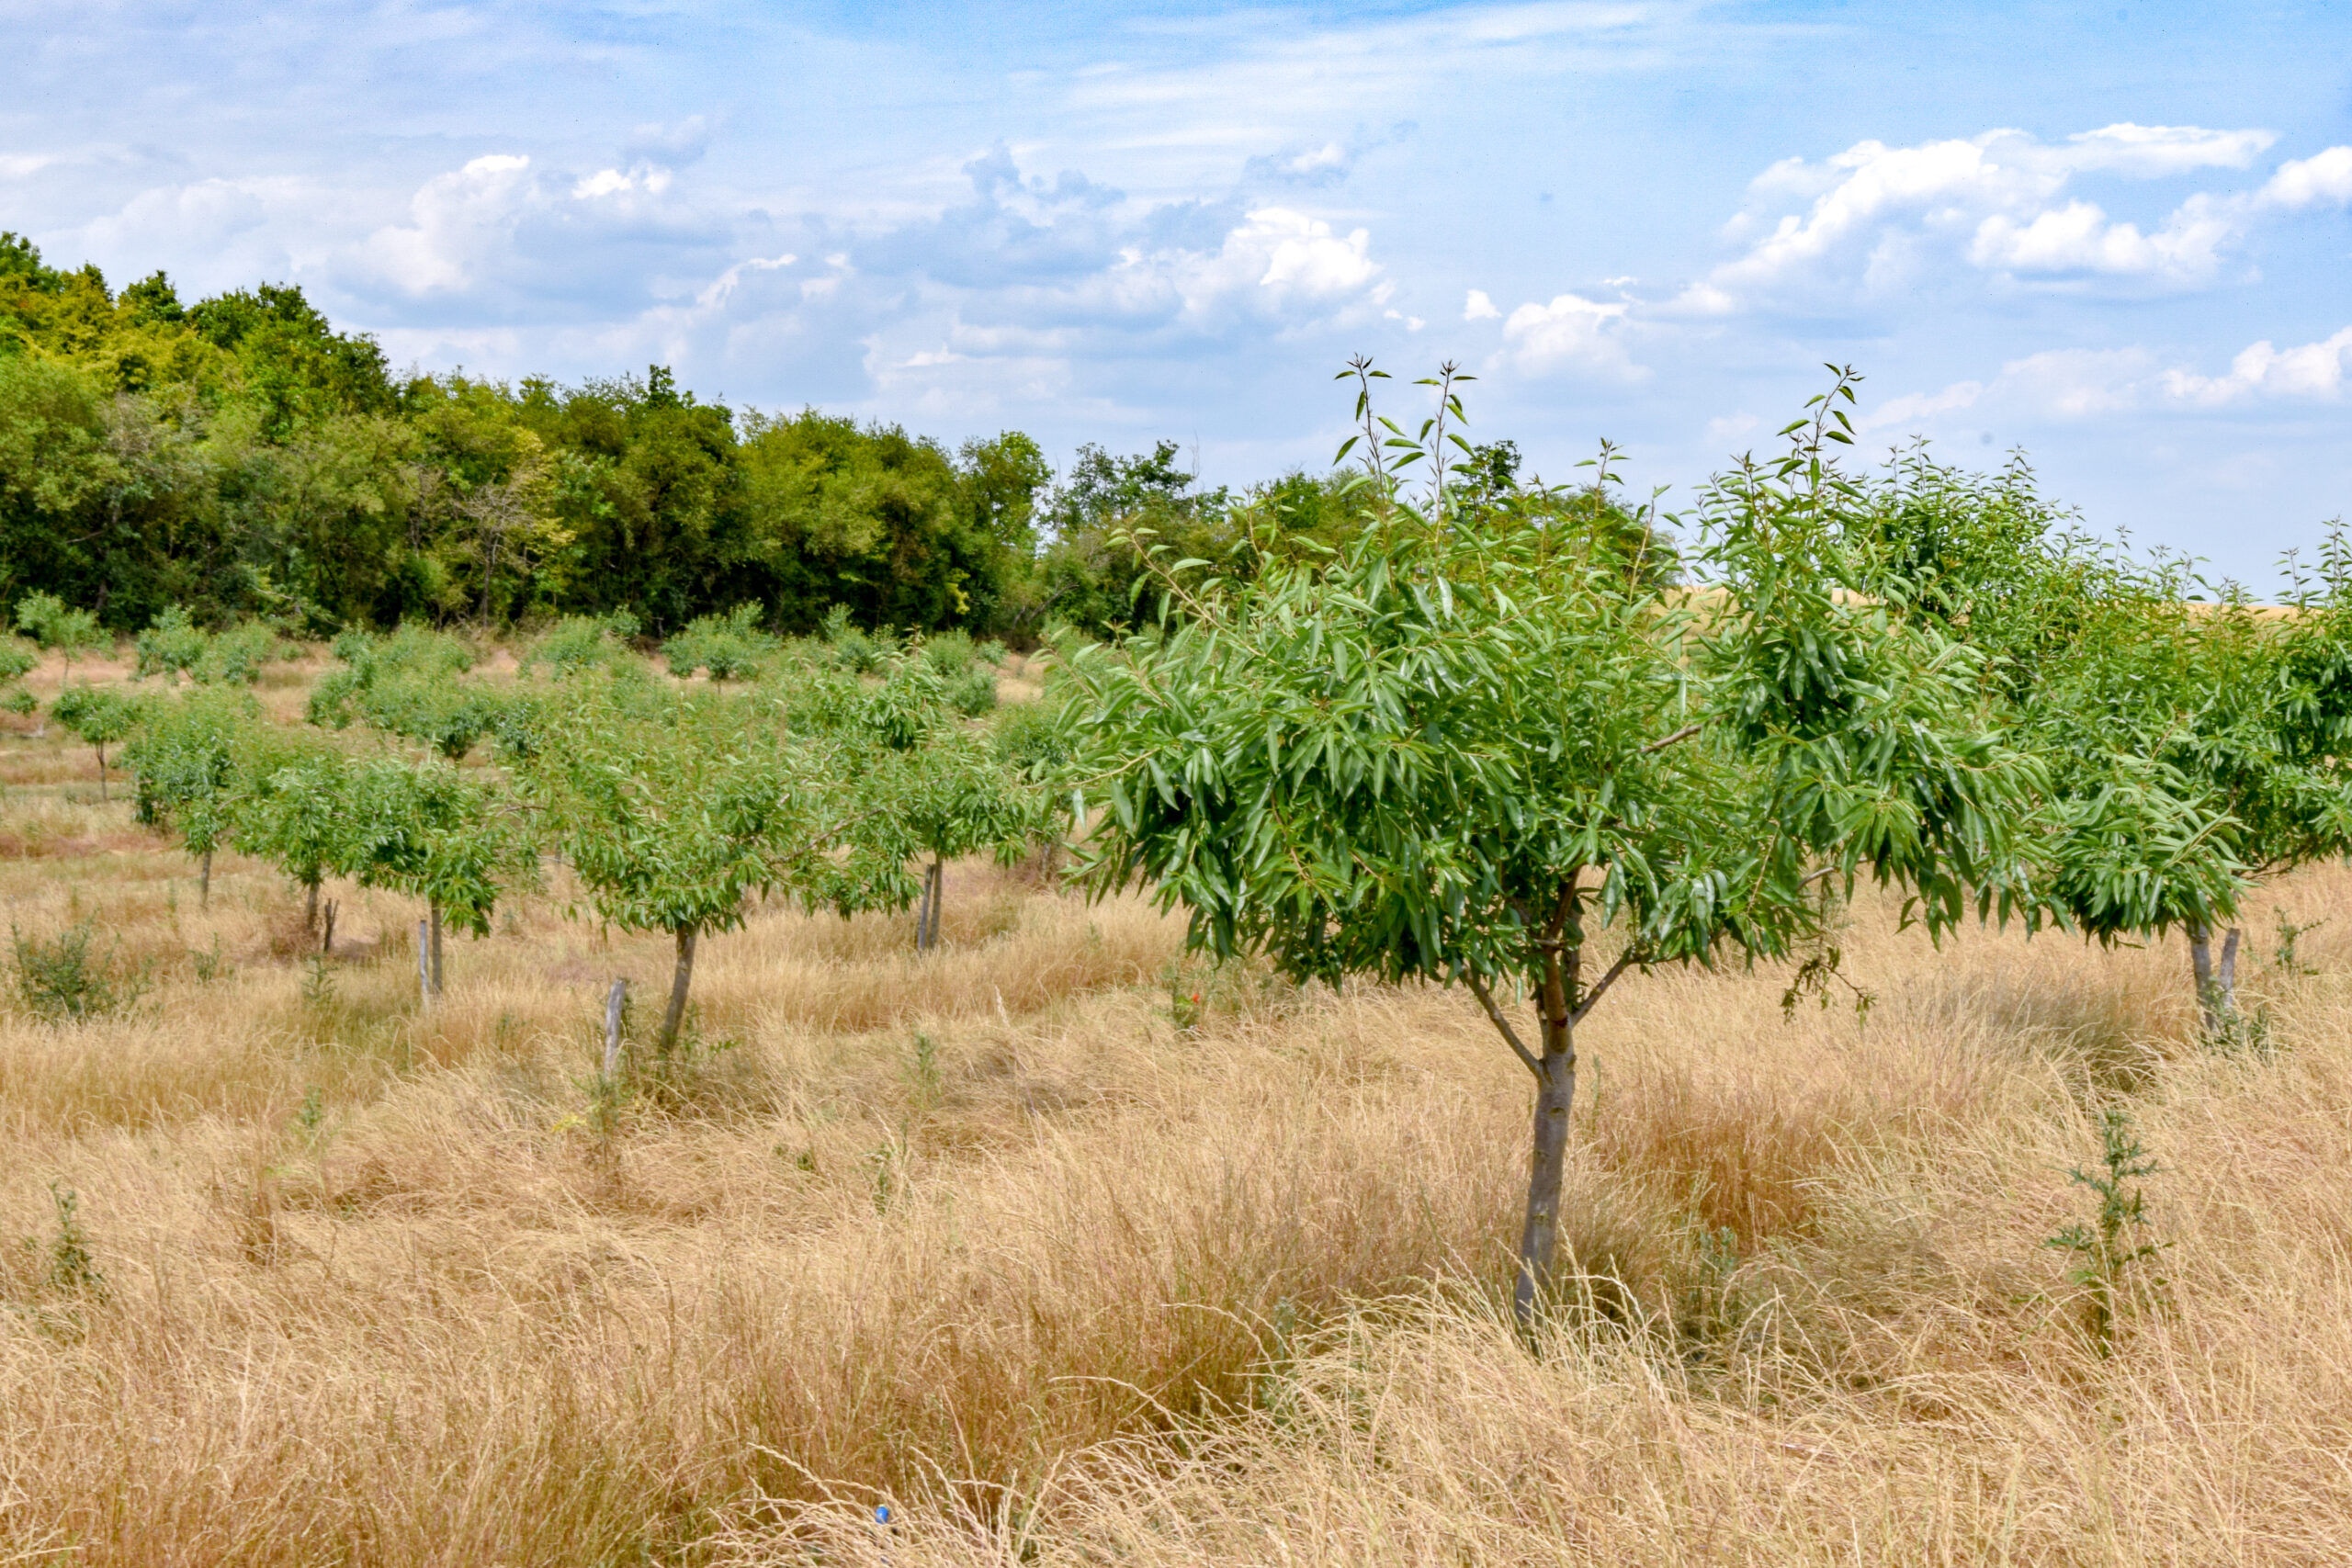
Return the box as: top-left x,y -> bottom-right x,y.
6,660 -> 2352,1563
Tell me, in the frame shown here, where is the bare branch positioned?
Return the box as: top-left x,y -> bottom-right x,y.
1464,971 -> 1543,1079
1568,947 -> 1644,1028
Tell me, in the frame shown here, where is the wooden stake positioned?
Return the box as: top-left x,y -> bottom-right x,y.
604,977 -> 628,1078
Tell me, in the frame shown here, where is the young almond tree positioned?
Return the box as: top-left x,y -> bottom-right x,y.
125,689 -> 257,905
1066,366 -> 2041,1323
15,592 -> 104,681
0,635 -> 36,716
1852,450 -> 2339,1032
233,739 -> 356,935
526,681 -> 824,1057
51,685 -> 143,802
845,654 -> 1042,951
345,758 -> 522,993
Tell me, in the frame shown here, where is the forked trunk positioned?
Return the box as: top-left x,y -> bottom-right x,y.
1513,948 -> 1579,1329
2189,920 -> 2243,1035
655,925 -> 698,1057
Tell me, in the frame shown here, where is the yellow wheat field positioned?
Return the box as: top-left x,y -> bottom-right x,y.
4,650 -> 2350,1565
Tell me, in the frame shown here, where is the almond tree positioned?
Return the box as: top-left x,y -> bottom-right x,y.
526,681 -> 826,1057
345,758 -> 524,993
51,685 -> 142,802
842,654 -> 1041,951
233,743 -> 356,936
1066,366 -> 2041,1324
1855,450 -> 2352,1032
125,688 -> 257,905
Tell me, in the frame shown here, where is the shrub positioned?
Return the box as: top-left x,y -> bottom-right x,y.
11,920 -> 146,1021
663,604 -> 775,685
523,613 -> 641,678
945,664 -> 997,716
822,604 -> 889,674
133,605 -> 209,682
195,620 -> 278,684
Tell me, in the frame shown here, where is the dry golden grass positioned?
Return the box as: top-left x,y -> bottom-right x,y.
5,654 -> 2352,1564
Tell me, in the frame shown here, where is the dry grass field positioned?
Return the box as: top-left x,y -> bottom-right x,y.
4,648 -> 2351,1565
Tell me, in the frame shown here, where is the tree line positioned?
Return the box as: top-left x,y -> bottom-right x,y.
0,232 -> 1663,644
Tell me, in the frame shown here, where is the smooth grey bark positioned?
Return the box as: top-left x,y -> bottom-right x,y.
428,902 -> 445,995
1513,934 -> 1579,1329
417,919 -> 432,1013
655,925 -> 698,1057
2189,920 -> 2244,1034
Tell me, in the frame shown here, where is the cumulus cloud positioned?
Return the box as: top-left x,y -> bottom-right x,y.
363,153 -> 537,294
1688,124 -> 2348,309
2259,146 -> 2352,209
1864,326 -> 2352,432
1494,291 -> 1638,378
2163,328 -> 2352,405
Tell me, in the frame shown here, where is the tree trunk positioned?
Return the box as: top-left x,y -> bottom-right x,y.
199,850 -> 212,909
304,878 -> 320,933
417,919 -> 432,1013
321,899 -> 337,957
916,857 -> 944,952
1513,942 -> 1580,1330
2190,920 -> 2241,1034
655,925 -> 697,1057
95,742 -> 108,803
429,902 -> 445,996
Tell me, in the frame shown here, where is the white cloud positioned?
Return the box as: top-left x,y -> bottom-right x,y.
1967,193 -> 2234,279
2163,328 -> 2352,405
1693,124 -> 2342,307
1463,288 -> 1500,321
2259,146 -> 2352,209
2058,122 -> 2275,176
1496,291 -> 1637,378
363,153 -> 536,294
1866,326 -> 2352,432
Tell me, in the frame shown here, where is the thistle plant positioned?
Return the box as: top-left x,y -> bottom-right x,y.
2045,1106 -> 2166,1357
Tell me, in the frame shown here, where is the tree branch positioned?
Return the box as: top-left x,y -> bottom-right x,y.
1464,971 -> 1544,1080
1568,947 -> 1644,1028
1639,720 -> 1708,755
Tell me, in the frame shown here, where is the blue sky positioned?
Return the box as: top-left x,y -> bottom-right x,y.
4,1 -> 2348,581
